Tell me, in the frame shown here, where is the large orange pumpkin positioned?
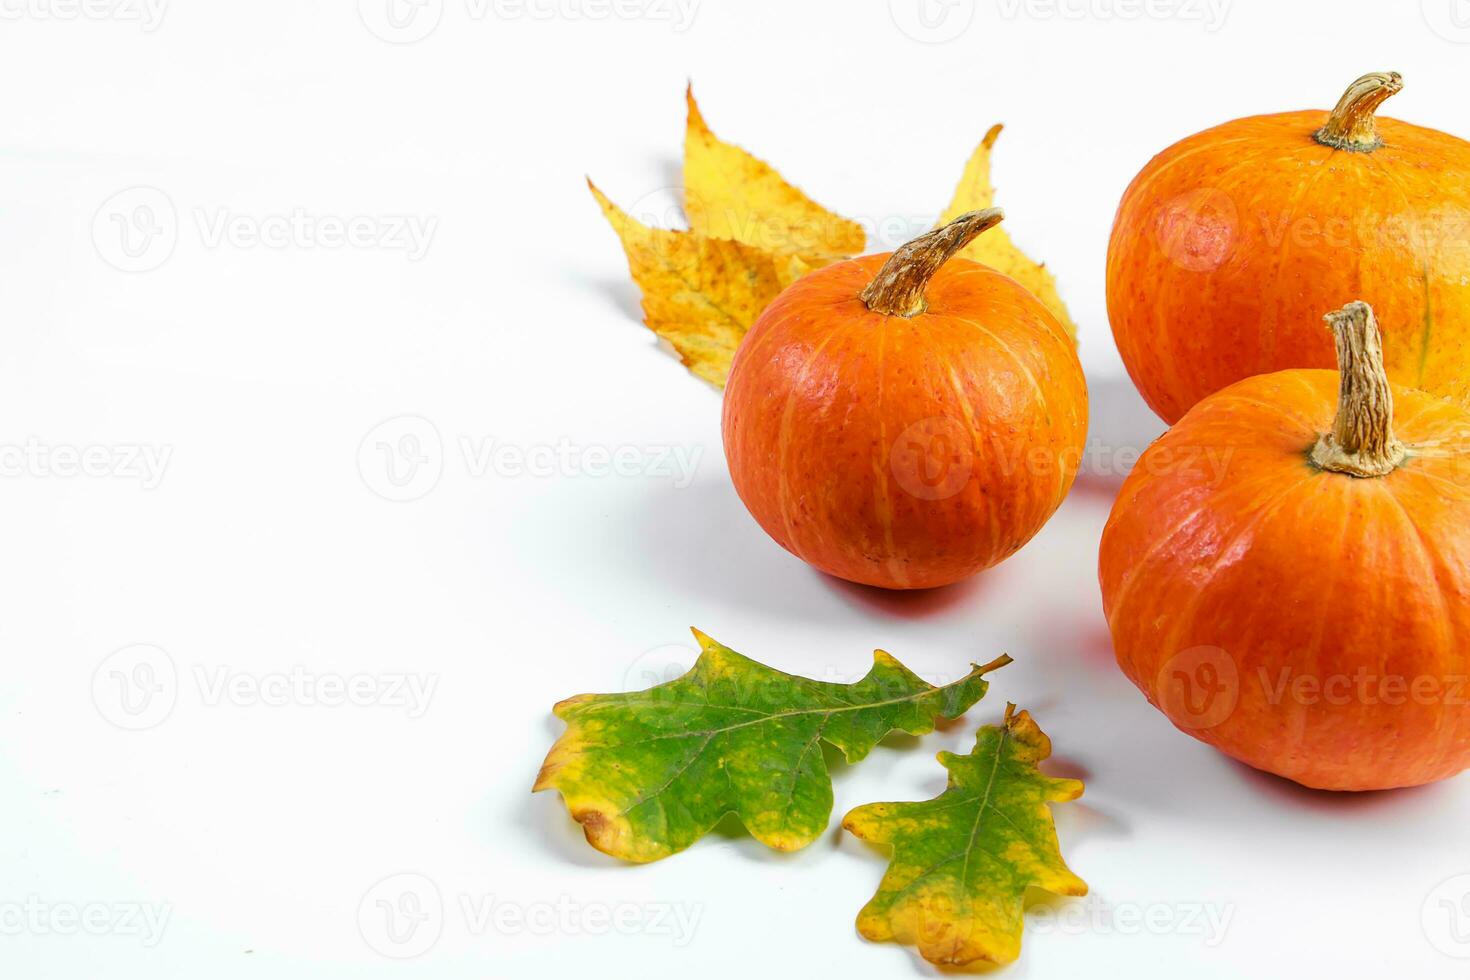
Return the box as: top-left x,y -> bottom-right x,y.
722,210 -> 1087,590
1100,300 -> 1470,790
1108,71 -> 1470,424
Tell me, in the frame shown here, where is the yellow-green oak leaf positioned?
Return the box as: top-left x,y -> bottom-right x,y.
843,704 -> 1086,967
534,629 -> 1008,863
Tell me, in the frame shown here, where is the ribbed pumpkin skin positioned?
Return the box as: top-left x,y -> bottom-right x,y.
1107,110 -> 1470,424
722,254 -> 1087,590
1099,370 -> 1470,790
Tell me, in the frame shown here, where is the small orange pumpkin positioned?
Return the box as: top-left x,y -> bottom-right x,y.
1100,300 -> 1470,790
1107,72 -> 1470,424
722,210 -> 1088,590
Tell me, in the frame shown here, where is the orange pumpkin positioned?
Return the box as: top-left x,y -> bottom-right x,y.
722,210 -> 1087,590
1107,72 -> 1470,424
1100,300 -> 1470,790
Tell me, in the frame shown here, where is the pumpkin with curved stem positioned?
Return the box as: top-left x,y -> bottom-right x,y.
1107,71 -> 1470,424
1100,300 -> 1470,790
722,210 -> 1088,590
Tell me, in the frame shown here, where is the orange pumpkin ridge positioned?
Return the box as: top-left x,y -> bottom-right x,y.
723,210 -> 1088,590
1107,71 -> 1470,424
1100,300 -> 1470,790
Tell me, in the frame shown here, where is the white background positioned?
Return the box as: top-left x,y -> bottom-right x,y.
3,0 -> 1470,976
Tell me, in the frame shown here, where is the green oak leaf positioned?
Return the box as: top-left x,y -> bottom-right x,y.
843,704 -> 1086,967
533,629 -> 1009,863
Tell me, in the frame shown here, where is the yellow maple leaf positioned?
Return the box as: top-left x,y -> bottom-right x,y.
683,85 -> 865,264
592,91 -> 1076,387
938,124 -> 1077,339
588,179 -> 811,387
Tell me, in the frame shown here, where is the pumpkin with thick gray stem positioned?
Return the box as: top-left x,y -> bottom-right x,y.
1101,301 -> 1470,790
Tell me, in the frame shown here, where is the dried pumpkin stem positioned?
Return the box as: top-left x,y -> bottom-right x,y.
860,208 -> 1004,317
1314,72 -> 1403,153
1310,301 -> 1407,478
